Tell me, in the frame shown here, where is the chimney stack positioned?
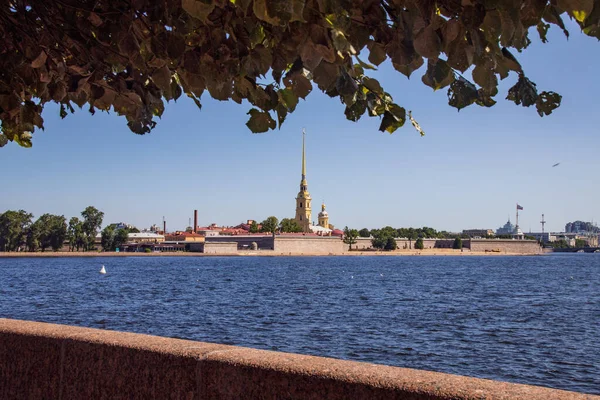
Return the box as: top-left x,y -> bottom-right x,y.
194,210 -> 198,233
163,220 -> 166,234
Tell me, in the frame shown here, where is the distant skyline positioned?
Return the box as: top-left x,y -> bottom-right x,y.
1,20 -> 598,233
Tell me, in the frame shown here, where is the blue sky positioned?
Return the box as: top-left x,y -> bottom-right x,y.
1,20 -> 598,233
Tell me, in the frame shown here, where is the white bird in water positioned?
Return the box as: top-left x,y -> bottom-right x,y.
99,265 -> 106,274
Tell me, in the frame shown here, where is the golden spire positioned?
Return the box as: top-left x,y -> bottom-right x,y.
301,128 -> 306,180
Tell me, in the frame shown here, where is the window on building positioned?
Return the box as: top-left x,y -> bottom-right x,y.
300,216 -> 302,221
300,203 -> 302,208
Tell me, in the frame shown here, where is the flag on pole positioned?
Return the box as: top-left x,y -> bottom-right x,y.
517,204 -> 524,210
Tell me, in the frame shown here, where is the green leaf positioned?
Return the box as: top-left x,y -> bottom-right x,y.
536,91 -> 562,116
278,88 -> 298,112
60,104 -> 67,119
537,22 -> 550,43
448,77 -> 479,110
285,74 -> 312,99
187,94 -> 202,110
275,103 -> 287,128
557,0 -> 594,22
335,69 -> 358,96
475,89 -> 497,108
367,42 -> 387,66
355,55 -> 376,70
253,0 -> 282,25
409,111 -> 425,137
472,62 -> 498,93
344,99 -> 367,121
393,57 -> 424,79
246,108 -> 276,133
378,104 -> 406,134
507,75 -> 538,107
421,59 -> 455,91
362,77 -> 383,94
14,132 -> 33,148
182,0 -> 215,23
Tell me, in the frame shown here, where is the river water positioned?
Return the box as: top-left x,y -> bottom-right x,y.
0,254 -> 598,394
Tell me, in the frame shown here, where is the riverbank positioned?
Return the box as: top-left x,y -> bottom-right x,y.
0,249 -> 540,258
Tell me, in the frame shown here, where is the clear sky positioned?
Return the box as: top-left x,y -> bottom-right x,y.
1,20 -> 598,233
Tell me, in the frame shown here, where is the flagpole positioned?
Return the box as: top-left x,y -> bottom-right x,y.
516,203 -> 519,231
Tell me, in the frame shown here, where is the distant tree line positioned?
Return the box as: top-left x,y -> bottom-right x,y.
0,206 -> 107,252
244,216 -> 304,235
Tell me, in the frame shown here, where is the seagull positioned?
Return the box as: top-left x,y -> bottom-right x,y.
552,163 -> 560,167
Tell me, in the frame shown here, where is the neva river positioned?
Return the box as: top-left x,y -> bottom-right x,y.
1,254 -> 598,394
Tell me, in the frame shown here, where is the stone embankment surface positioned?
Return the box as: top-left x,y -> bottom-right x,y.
0,319 -> 596,399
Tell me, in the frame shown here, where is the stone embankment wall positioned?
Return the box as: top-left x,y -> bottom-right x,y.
0,319 -> 592,400
469,239 -> 541,254
274,236 -> 345,254
202,242 -> 239,254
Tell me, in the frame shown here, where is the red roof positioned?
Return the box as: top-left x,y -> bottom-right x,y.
331,229 -> 344,236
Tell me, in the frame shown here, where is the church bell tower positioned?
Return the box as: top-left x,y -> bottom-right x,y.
295,129 -> 312,232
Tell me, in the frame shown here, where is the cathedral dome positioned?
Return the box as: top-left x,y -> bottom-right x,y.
318,203 -> 328,217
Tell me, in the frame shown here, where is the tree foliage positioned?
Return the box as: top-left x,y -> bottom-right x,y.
1,0 -> 596,147
81,206 -> 104,251
453,237 -> 462,249
67,217 -> 85,251
249,220 -> 260,233
33,213 -> 67,251
358,228 -> 370,238
343,226 -> 359,250
0,210 -> 32,251
280,217 -> 302,233
260,216 -> 279,234
101,226 -> 129,251
414,237 -> 424,249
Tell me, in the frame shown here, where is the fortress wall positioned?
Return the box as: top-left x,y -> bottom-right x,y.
0,319 -> 590,400
274,237 -> 345,254
469,239 -> 541,254
203,242 -> 239,254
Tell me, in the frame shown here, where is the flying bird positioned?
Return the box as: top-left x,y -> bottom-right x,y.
552,163 -> 561,167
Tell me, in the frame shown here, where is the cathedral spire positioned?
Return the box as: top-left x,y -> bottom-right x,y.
301,128 -> 306,180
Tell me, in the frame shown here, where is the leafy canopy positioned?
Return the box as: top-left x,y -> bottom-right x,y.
2,0 -> 599,147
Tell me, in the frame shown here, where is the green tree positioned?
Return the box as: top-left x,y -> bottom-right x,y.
371,237 -> 386,250
101,226 -> 129,252
128,226 -> 140,233
358,228 -> 370,238
26,222 -> 40,252
67,217 -> 85,252
34,214 -> 67,252
81,206 -> 104,251
100,226 -> 115,251
249,221 -> 259,233
575,239 -> 588,248
551,239 -> 570,249
113,229 -> 129,250
260,216 -> 279,235
185,226 -> 193,233
1,1 -> 587,148
453,237 -> 463,250
415,238 -> 424,250
384,237 -> 398,251
0,210 -> 33,251
407,231 -> 418,250
343,226 -> 359,250
280,218 -> 302,233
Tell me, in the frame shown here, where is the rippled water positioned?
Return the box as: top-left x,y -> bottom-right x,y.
1,254 -> 599,394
